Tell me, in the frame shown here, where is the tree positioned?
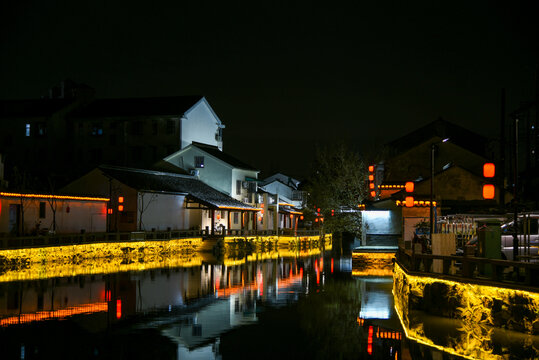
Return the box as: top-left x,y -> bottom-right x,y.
304,143 -> 367,236
137,192 -> 158,231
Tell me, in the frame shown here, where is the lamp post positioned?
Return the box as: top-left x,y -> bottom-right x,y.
430,138 -> 450,242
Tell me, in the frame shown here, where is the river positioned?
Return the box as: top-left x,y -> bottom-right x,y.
1,243 -> 537,359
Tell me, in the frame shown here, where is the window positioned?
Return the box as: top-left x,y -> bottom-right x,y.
215,127 -> 223,141
131,146 -> 143,162
195,156 -> 204,168
91,123 -> 103,136
39,202 -> 46,218
37,122 -> 47,136
236,180 -> 242,195
166,120 -> 175,134
130,121 -> 143,135
25,123 -> 31,137
152,120 -> 158,135
233,212 -> 239,224
109,134 -> 116,146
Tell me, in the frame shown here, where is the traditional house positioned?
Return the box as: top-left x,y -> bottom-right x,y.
163,142 -> 260,204
0,80 -> 224,186
60,166 -> 259,235
260,173 -> 303,208
0,191 -> 108,236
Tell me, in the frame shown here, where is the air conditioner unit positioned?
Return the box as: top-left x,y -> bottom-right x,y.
243,197 -> 251,203
189,169 -> 199,177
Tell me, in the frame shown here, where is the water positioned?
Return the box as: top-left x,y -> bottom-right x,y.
0,247 -> 536,359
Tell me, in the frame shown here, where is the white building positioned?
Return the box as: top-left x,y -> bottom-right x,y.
260,173 -> 304,208
0,192 -> 108,236
163,142 -> 260,204
60,165 -> 259,235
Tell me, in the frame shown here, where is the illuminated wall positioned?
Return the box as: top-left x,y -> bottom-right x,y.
362,210 -> 400,235
393,261 -> 539,336
0,196 -> 107,235
180,97 -> 224,151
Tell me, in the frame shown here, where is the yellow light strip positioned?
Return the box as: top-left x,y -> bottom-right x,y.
395,200 -> 437,207
218,206 -> 261,211
278,202 -> 295,207
0,192 -> 109,202
380,185 -> 405,189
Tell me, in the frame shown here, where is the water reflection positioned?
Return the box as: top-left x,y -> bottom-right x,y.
0,246 -> 511,359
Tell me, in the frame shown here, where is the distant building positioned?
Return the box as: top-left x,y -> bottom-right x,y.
0,81 -> 224,188
260,173 -> 304,208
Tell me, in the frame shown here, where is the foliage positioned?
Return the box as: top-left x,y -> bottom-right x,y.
304,143 -> 367,235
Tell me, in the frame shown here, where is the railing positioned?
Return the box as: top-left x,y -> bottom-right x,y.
0,230 -> 202,250
0,229 -> 323,250
397,247 -> 539,289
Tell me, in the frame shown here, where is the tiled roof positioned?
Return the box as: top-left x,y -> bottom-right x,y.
191,142 -> 258,171
0,99 -> 75,118
72,96 -> 203,117
100,165 -> 257,210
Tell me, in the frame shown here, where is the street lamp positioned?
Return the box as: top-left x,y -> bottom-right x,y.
430,137 -> 450,241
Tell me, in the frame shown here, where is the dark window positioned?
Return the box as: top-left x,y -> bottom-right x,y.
130,121 -> 143,135
89,149 -> 102,163
36,122 -> 47,136
109,134 -> 116,146
152,120 -> 158,135
236,180 -> 242,195
195,156 -> 204,168
166,120 -> 175,134
233,212 -> 239,224
131,146 -> 143,162
215,128 -> 223,141
39,202 -> 46,218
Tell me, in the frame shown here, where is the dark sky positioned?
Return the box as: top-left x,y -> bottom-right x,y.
1,1 -> 538,178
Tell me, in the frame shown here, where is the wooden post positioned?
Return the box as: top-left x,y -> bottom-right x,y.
211,209 -> 215,236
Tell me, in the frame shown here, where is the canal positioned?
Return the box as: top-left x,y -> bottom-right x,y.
1,243 -> 538,359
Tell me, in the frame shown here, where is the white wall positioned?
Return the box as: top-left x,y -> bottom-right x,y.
136,193 -> 189,231
362,210 -> 401,235
231,168 -> 259,202
165,147 -> 233,197
0,197 -> 107,235
181,98 -> 223,150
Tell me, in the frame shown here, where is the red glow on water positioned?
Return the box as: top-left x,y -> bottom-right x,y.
116,299 -> 122,319
300,268 -> 303,278
368,326 -> 373,355
331,258 -> 334,273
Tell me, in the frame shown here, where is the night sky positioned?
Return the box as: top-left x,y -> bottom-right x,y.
1,1 -> 538,178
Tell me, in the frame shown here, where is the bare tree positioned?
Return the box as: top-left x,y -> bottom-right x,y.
304,143 -> 367,236
137,192 -> 158,231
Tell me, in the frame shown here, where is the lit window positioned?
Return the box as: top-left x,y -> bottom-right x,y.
25,124 -> 31,137
195,156 -> 204,168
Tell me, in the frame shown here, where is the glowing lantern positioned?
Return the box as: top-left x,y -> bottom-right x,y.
331,209 -> 335,216
118,196 -> 124,203
107,208 -> 113,215
483,163 -> 495,178
368,165 -> 374,172
370,191 -> 376,197
315,218 -> 319,223
482,184 -> 495,199
368,175 -> 374,181
405,196 -> 414,207
118,205 -> 124,212
290,214 -> 293,219
369,183 -> 375,189
405,182 -> 414,193
300,215 -> 304,220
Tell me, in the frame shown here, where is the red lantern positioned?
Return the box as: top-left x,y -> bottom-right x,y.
368,165 -> 374,172
483,163 -> 495,178
368,175 -> 374,181
369,183 -> 375,189
405,182 -> 414,193
118,205 -> 124,212
482,184 -> 495,199
405,196 -> 414,207
118,196 -> 124,203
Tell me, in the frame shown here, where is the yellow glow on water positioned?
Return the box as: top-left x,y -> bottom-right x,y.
352,252 -> 394,277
